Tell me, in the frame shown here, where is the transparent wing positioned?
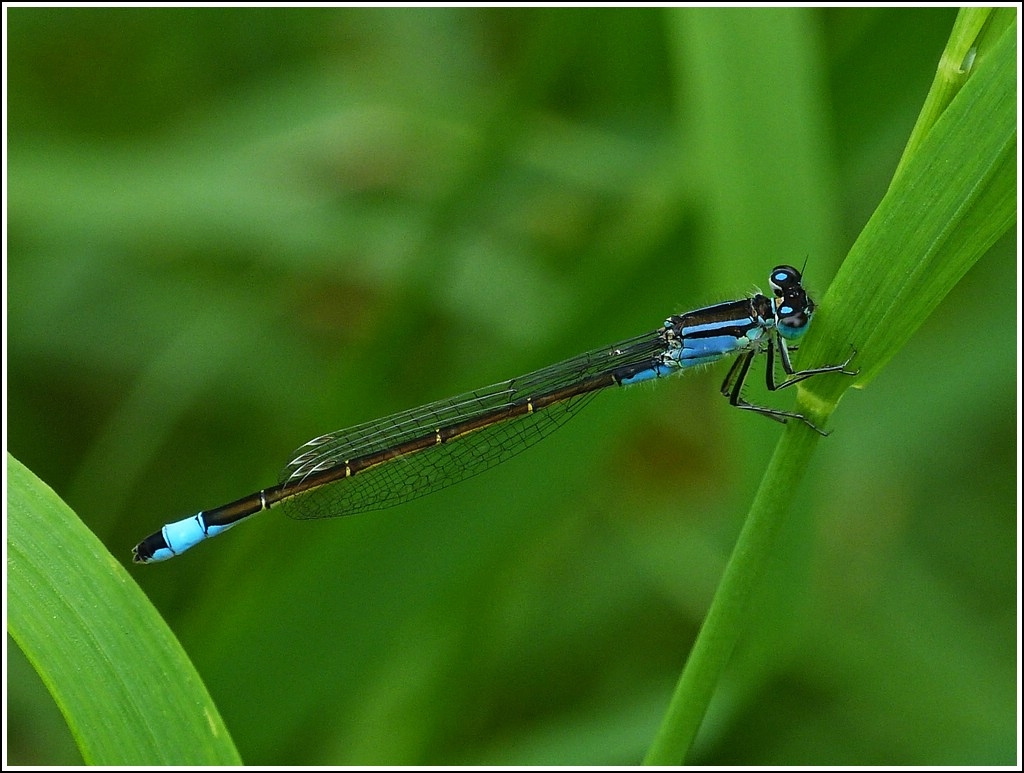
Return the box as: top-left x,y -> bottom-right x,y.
277,328 -> 669,520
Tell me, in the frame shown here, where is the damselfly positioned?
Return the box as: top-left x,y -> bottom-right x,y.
133,265 -> 856,563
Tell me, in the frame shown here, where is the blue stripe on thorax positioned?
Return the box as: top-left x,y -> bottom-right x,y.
617,299 -> 769,385
671,299 -> 765,365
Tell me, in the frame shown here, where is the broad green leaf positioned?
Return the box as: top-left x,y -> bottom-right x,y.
6,453 -> 242,766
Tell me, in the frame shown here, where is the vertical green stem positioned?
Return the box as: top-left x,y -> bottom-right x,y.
644,424 -> 821,764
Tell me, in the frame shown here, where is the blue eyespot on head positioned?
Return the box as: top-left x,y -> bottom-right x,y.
769,265 -> 801,296
770,265 -> 814,338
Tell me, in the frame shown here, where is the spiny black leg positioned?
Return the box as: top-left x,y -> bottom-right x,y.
770,344 -> 859,391
720,349 -> 752,401
725,347 -> 796,427
722,340 -> 832,435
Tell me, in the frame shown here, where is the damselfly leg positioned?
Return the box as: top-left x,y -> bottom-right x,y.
721,339 -> 858,435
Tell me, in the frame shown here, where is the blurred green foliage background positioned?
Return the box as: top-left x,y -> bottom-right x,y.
5,7 -> 1016,765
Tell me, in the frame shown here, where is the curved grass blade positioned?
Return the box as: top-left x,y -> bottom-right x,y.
6,453 -> 242,766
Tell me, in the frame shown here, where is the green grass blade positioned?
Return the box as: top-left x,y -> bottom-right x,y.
797,8 -> 1015,412
645,12 -> 1015,765
893,7 -> 1006,182
6,453 -> 242,766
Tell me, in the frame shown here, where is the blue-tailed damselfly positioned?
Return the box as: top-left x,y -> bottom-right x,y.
133,265 -> 856,563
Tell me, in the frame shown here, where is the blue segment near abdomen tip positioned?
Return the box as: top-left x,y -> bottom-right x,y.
147,513 -> 207,561
150,512 -> 239,561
